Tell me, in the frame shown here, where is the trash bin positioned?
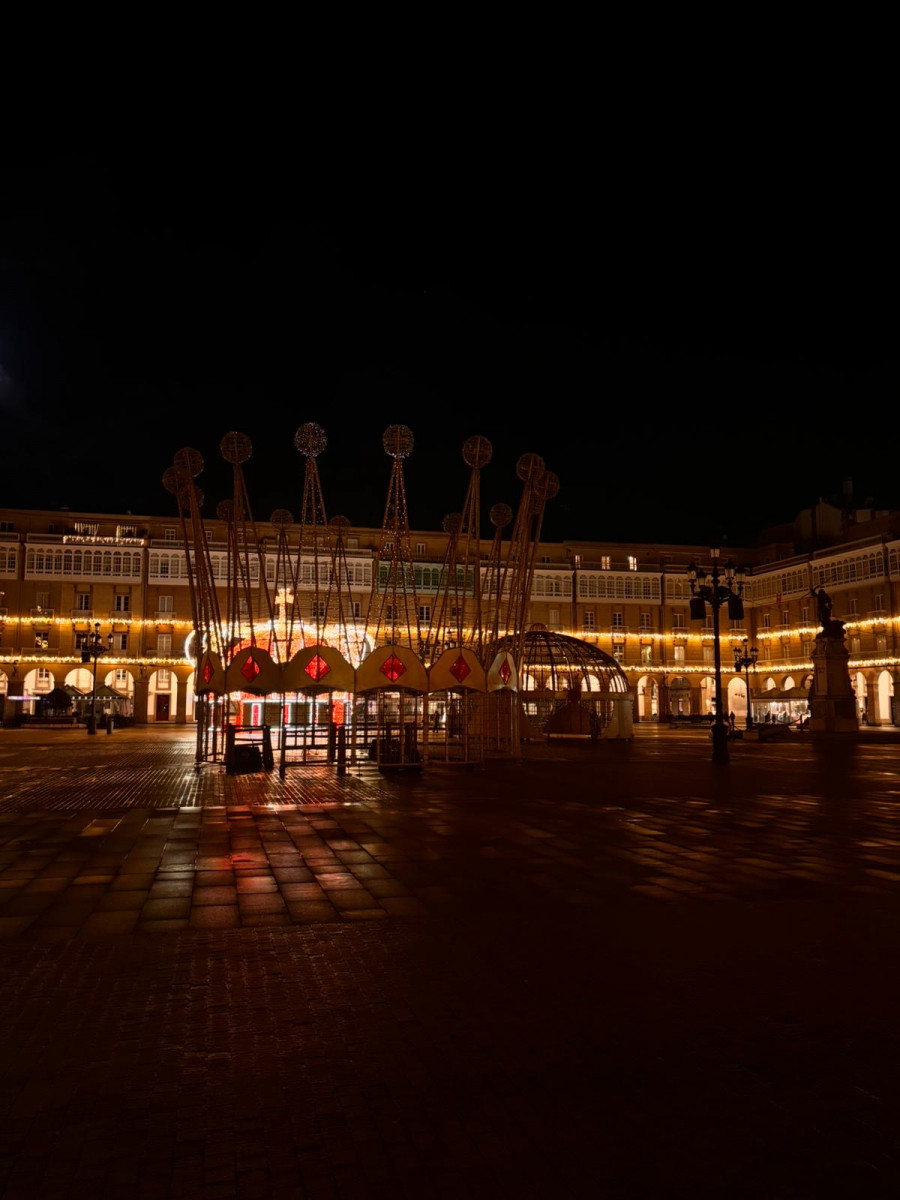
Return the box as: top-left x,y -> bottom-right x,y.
106,715 -> 114,735
230,744 -> 263,774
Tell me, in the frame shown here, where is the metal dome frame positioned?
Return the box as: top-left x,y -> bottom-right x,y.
496,629 -> 634,740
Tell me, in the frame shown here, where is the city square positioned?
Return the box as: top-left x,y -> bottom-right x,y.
2,724 -> 900,1196
3,145 -> 899,1200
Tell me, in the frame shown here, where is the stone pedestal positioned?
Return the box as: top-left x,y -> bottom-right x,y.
808,621 -> 858,734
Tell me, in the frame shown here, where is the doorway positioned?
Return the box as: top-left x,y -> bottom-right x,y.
156,695 -> 170,722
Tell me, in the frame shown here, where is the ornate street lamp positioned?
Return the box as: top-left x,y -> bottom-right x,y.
733,637 -> 759,730
81,622 -> 113,735
688,549 -> 744,764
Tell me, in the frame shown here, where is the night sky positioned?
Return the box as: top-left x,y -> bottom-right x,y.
2,149 -> 899,549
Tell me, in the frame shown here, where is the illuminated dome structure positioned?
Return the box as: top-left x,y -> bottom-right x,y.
500,628 -> 634,740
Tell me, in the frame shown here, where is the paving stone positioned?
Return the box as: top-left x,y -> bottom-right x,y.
188,906 -> 240,929
141,897 -> 192,920
3,726 -> 900,1197
192,886 -> 238,906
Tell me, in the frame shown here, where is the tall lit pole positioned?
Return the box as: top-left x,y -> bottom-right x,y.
733,638 -> 758,730
688,549 -> 744,764
81,622 -> 112,735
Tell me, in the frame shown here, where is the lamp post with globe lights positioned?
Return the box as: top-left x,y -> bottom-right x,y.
688,550 -> 745,764
733,638 -> 759,730
81,622 -> 113,735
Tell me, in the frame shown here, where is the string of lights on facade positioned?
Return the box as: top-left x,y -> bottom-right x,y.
1,431 -> 898,754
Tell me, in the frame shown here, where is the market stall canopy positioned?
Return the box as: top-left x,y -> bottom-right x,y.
282,645 -> 355,693
195,650 -> 226,696
224,647 -> 282,696
428,647 -> 486,693
485,650 -> 518,693
356,645 -> 428,693
757,686 -> 810,702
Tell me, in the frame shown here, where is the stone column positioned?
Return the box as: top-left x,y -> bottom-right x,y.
657,678 -> 670,722
132,678 -> 149,724
175,676 -> 188,724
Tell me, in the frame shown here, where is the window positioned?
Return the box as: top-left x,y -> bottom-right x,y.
849,598 -> 858,615
851,637 -> 861,655
672,612 -> 685,630
612,643 -> 625,664
351,602 -> 361,618
640,645 -> 652,665
37,668 -> 51,688
157,634 -> 172,656
312,600 -> 326,620
114,594 -> 130,612
875,593 -> 884,610
115,669 -> 129,687
627,555 -> 638,571
541,555 -> 551,564
611,611 -> 624,630
164,528 -> 177,542
418,605 -> 431,623
548,607 -> 560,627
158,594 -> 174,613
582,611 -> 596,631
639,612 -> 652,630
673,645 -> 684,664
157,669 -> 171,690
763,613 -> 771,629
703,645 -> 714,665
416,543 -> 426,557
0,521 -> 13,532
601,556 -> 610,570
877,634 -> 887,653
116,633 -> 128,651
76,592 -> 91,611
781,610 -> 790,625
75,632 -> 89,649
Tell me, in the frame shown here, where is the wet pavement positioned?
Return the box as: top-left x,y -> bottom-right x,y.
1,725 -> 900,1197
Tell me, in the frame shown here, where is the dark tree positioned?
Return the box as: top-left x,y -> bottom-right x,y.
43,687 -> 73,716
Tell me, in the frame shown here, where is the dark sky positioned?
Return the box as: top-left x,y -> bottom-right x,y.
2,147 -> 899,549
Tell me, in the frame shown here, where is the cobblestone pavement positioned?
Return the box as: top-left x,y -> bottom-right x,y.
2,726 -> 900,1197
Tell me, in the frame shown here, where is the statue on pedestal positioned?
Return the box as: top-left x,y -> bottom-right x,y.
807,585 -> 856,732
810,586 -> 845,639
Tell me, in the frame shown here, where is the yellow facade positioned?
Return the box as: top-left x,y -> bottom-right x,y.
1,504 -> 898,725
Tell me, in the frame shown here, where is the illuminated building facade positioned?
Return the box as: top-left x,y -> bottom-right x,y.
1,500 -> 898,726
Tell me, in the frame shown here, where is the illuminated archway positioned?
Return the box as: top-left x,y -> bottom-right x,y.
852,671 -> 867,721
727,676 -> 747,726
876,670 -> 893,725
